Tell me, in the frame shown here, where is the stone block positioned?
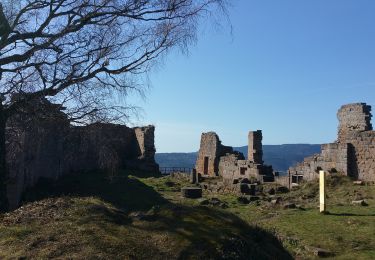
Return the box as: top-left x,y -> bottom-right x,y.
181,187 -> 202,199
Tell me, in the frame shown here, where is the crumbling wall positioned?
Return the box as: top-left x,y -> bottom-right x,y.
130,126 -> 159,172
63,123 -> 140,174
320,143 -> 349,175
135,126 -> 156,160
5,100 -> 159,209
274,175 -> 291,188
337,103 -> 372,143
195,132 -> 233,176
289,143 -> 349,182
344,131 -> 375,181
196,130 -> 274,184
289,103 -> 375,183
6,117 -> 69,209
219,154 -> 264,185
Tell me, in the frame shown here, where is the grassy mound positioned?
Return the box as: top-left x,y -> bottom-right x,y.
0,172 -> 291,259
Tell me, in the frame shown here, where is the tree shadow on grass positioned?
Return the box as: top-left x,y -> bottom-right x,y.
20,171 -> 293,259
134,204 -> 293,259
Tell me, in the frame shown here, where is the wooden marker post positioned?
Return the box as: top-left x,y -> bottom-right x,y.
319,170 -> 326,213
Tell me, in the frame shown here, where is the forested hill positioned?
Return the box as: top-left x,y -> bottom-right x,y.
155,144 -> 321,172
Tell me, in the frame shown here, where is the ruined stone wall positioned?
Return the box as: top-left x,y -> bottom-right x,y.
288,143 -> 349,182
5,104 -> 158,209
63,123 -> 141,173
321,143 -> 349,175
219,153 -> 263,185
344,131 -> 375,182
274,175 -> 291,188
337,103 -> 372,143
196,130 -> 274,184
195,132 -> 233,176
289,103 -> 375,184
130,126 -> 158,172
248,130 -> 263,164
6,117 -> 69,209
219,155 -> 273,185
135,126 -> 156,160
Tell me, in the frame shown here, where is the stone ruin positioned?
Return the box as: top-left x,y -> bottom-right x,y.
194,103 -> 375,192
5,98 -> 159,209
287,103 -> 375,185
195,131 -> 274,189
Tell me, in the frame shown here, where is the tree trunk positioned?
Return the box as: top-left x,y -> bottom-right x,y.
0,104 -> 8,212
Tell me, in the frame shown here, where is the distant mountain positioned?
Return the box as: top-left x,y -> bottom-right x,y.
155,152 -> 197,169
155,144 -> 321,172
235,144 -> 322,171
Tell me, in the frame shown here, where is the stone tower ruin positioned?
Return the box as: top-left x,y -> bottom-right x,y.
288,103 -> 375,184
337,103 -> 372,143
248,130 -> 263,164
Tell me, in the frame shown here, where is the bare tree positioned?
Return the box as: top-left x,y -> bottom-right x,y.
0,0 -> 228,211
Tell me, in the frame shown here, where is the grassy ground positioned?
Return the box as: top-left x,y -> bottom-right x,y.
144,174 -> 375,259
0,171 -> 291,259
0,171 -> 374,259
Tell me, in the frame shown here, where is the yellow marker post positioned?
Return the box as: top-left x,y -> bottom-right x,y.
319,170 -> 326,213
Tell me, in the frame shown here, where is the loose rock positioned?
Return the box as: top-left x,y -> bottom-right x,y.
283,203 -> 296,209
351,200 -> 368,206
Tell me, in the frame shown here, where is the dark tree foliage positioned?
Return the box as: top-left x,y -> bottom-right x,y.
0,0 -> 228,211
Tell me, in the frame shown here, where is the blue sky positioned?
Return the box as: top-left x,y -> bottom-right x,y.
131,0 -> 375,152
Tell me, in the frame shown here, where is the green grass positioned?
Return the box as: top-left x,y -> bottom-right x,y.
141,174 -> 375,259
0,171 -> 291,259
206,176 -> 375,259
1,171 -> 374,259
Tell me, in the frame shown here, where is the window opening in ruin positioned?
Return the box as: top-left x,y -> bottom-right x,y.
203,157 -> 209,175
240,167 -> 247,175
292,175 -> 303,184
